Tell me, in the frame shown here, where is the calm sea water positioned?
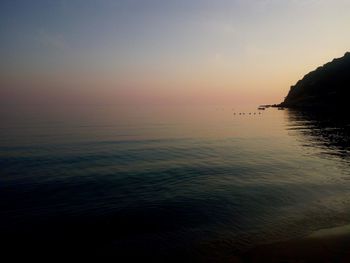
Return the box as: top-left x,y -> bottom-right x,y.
1,106 -> 350,260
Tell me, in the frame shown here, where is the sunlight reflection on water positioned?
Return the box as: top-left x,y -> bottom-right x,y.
0,105 -> 350,260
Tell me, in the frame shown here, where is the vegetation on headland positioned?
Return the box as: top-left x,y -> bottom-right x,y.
278,52 -> 350,109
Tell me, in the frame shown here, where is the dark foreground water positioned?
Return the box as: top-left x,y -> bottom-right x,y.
1,106 -> 350,261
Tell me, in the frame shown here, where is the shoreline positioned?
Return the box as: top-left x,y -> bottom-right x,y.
242,224 -> 350,262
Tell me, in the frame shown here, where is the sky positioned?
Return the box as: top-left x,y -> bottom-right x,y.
1,0 -> 350,107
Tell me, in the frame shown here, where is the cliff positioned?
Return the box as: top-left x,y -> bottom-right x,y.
280,52 -> 350,109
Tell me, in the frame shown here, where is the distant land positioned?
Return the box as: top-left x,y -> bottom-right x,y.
278,52 -> 350,109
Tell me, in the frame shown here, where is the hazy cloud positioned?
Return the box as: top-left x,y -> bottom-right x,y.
38,30 -> 69,51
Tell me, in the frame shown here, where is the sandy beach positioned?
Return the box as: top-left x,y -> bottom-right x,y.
242,225 -> 350,263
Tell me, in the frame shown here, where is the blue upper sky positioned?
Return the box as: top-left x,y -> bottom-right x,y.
1,0 -> 350,105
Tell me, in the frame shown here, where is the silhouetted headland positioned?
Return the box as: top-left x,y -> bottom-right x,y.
279,52 -> 350,110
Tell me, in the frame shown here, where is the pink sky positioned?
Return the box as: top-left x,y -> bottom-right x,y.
1,1 -> 350,108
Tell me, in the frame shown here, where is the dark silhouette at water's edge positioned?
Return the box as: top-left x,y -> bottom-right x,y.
275,52 -> 350,110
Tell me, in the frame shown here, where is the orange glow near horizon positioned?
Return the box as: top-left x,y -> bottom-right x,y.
1,1 -> 350,107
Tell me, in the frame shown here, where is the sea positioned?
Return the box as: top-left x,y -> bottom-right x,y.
1,105 -> 350,261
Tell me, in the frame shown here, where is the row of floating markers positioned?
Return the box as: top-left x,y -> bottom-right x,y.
233,112 -> 262,115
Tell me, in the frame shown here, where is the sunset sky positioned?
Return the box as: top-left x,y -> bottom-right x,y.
1,0 -> 350,106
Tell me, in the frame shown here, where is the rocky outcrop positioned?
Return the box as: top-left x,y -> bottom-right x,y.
280,52 -> 350,109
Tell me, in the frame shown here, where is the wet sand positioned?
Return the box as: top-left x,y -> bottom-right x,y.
242,225 -> 350,263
